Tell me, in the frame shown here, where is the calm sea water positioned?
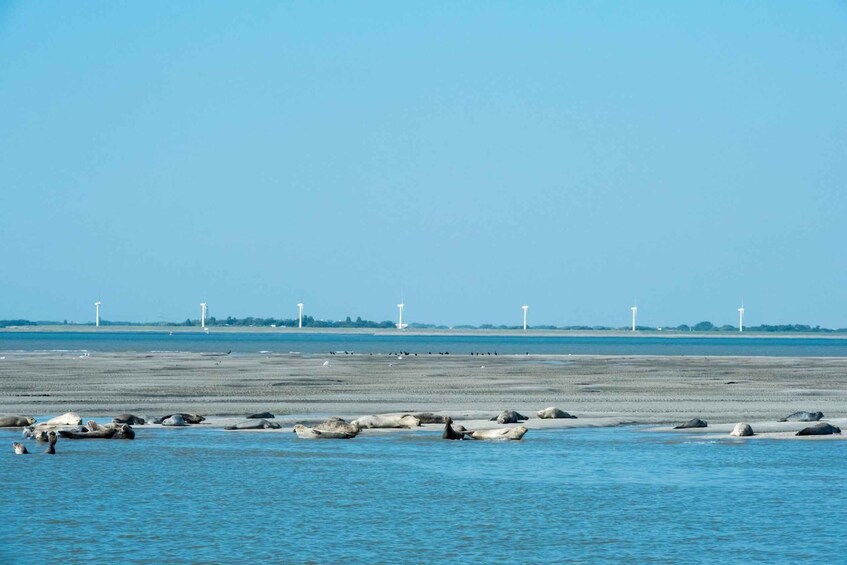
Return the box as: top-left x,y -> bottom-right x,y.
2,331 -> 847,356
1,426 -> 844,563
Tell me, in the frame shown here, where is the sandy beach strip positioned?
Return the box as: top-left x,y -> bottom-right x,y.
0,351 -> 845,429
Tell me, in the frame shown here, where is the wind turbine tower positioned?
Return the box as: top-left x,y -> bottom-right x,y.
738,305 -> 745,333
631,304 -> 638,332
396,302 -> 406,330
94,301 -> 101,327
522,305 -> 528,331
297,303 -> 304,329
200,302 -> 207,329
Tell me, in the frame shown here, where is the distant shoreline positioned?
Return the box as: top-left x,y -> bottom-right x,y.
1,324 -> 847,339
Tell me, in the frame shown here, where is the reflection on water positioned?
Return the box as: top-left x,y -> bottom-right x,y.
1,427 -> 844,562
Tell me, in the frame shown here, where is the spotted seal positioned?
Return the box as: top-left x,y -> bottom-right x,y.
154,413 -> 205,425
536,407 -> 576,420
467,426 -> 528,440
778,411 -> 823,423
293,424 -> 358,439
413,413 -> 449,424
43,412 -> 83,426
113,414 -> 146,425
491,410 -> 529,424
0,416 -> 37,427
45,431 -> 57,454
352,414 -> 421,429
796,423 -> 841,436
313,417 -> 360,435
674,418 -> 708,429
224,419 -> 281,431
441,417 -> 467,440
160,414 -> 188,427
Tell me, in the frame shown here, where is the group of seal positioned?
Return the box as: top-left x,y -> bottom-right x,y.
672,409 -> 842,438
59,420 -> 135,440
12,431 -> 56,455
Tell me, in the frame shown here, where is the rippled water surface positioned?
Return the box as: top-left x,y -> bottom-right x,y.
2,427 -> 844,563
3,331 -> 847,356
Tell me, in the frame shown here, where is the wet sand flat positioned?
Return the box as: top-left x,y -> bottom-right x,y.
1,352 -> 846,424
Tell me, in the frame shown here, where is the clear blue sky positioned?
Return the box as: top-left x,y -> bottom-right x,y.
1,2 -> 845,327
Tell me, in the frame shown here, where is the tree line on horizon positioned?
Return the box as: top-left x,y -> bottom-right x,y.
1,317 -> 846,333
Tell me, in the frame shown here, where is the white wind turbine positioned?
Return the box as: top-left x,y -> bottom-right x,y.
522,305 -> 528,331
396,302 -> 407,330
94,301 -> 101,327
200,302 -> 207,329
738,303 -> 745,333
297,303 -> 304,329
631,303 -> 638,332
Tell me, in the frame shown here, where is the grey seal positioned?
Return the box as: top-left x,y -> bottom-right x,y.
730,423 -> 754,437
113,414 -> 146,425
491,410 -> 529,424
536,407 -> 577,419
796,423 -> 841,436
247,412 -> 275,419
779,411 -> 823,422
43,412 -> 83,426
441,417 -> 467,440
674,418 -> 708,429
45,431 -> 57,454
153,413 -> 205,425
413,413 -> 449,424
160,414 -> 188,427
13,442 -> 29,454
352,414 -> 421,429
314,417 -> 360,435
224,419 -> 281,431
467,426 -> 528,440
0,416 -> 37,427
293,424 -> 358,439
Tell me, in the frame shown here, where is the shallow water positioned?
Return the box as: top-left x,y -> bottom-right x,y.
2,426 -> 844,563
3,331 -> 847,356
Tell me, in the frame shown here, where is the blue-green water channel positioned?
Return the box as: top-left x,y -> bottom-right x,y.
2,426 -> 844,563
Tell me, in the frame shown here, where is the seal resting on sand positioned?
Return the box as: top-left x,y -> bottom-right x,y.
113,414 -> 146,425
467,426 -> 528,440
0,415 -> 36,427
293,424 -> 358,439
224,419 -> 281,431
154,413 -> 205,425
247,412 -> 275,419
491,410 -> 529,424
536,407 -> 576,419
43,412 -> 83,426
352,414 -> 421,429
442,417 -> 467,440
314,417 -> 360,435
796,423 -> 841,436
730,423 -> 754,437
160,415 -> 188,427
674,418 -> 708,429
779,411 -> 823,422
413,413 -> 449,424
45,431 -> 57,454
13,442 -> 29,454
